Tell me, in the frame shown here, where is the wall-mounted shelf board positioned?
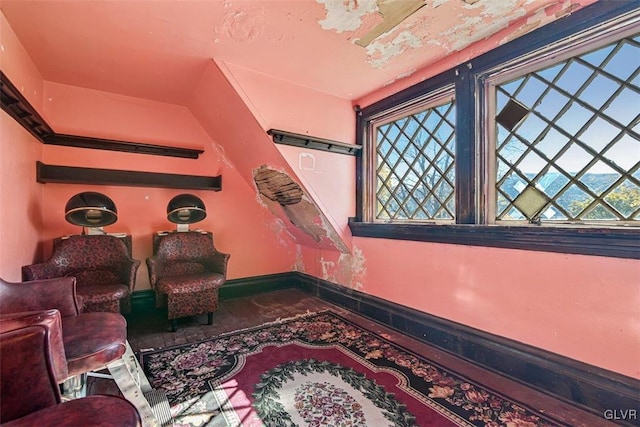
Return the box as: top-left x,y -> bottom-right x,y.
1,71 -> 203,159
36,162 -> 222,191
268,129 -> 361,156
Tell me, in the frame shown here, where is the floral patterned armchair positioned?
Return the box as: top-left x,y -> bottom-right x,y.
22,235 -> 140,313
146,231 -> 229,332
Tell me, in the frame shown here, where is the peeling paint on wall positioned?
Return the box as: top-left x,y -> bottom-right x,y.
210,141 -> 234,169
317,0 -> 378,33
282,197 -> 327,243
316,245 -> 367,290
292,244 -> 306,272
319,256 -> 336,280
337,245 -> 367,290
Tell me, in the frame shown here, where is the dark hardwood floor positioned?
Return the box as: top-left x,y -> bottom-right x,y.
96,289 -> 615,426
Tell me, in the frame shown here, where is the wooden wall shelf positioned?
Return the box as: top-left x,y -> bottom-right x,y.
37,162 -> 222,191
267,129 -> 361,156
1,71 -> 203,159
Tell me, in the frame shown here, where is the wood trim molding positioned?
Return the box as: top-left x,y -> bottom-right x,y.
0,71 -> 53,141
349,220 -> 640,259
132,270 -> 639,423
36,161 -> 222,191
294,272 -> 640,423
219,272 -> 299,299
0,70 -> 203,159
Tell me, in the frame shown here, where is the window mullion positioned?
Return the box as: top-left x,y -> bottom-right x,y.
455,66 -> 477,224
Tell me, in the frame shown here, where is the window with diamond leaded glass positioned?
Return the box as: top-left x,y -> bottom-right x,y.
369,90 -> 456,222
353,3 -> 639,259
488,31 -> 639,225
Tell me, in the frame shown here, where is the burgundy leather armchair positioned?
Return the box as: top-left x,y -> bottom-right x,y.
0,276 -> 127,379
0,310 -> 141,426
147,231 -> 230,332
22,235 -> 141,313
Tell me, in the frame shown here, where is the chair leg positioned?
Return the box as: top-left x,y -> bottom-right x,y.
170,319 -> 178,332
207,312 -> 213,325
61,373 -> 87,400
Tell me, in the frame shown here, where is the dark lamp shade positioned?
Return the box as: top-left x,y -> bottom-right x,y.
65,192 -> 118,227
167,194 -> 206,224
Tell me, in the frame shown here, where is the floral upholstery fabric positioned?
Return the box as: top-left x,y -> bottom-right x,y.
22,235 -> 140,314
146,232 -> 229,324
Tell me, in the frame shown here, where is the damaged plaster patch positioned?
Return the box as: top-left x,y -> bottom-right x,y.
220,5 -> 265,42
318,245 -> 367,290
337,245 -> 366,290
210,142 -> 234,169
436,0 -> 524,52
366,30 -> 422,68
316,0 -> 427,69
431,0 -> 449,7
292,244 -> 306,272
501,1 -> 580,44
317,0 -> 378,33
283,198 -> 328,243
254,165 -> 303,205
252,165 -> 348,252
355,0 -> 425,47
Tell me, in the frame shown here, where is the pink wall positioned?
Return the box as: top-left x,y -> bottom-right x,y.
2,5 -> 637,382
219,62 -> 356,248
0,10 -> 297,286
213,39 -> 640,379
0,111 -> 44,281
38,81 -> 296,289
355,239 -> 640,378
187,61 -> 347,253
0,11 -> 45,281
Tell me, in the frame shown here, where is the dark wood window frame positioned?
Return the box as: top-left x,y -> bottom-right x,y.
351,1 -> 640,259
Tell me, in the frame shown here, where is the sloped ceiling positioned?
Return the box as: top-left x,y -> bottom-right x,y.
0,0 -> 597,258
0,0 -> 592,104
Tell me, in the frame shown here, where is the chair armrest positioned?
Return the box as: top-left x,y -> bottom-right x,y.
118,258 -> 141,292
0,277 -> 82,318
22,263 -> 63,281
145,256 -> 164,288
203,251 -> 230,276
0,309 -> 69,383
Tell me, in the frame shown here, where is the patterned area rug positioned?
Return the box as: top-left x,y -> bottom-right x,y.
140,311 -> 569,427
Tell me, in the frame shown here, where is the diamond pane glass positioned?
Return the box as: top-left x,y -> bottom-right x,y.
495,33 -> 640,222
556,185 -> 593,216
375,97 -> 456,221
604,180 -> 640,217
537,167 -> 570,198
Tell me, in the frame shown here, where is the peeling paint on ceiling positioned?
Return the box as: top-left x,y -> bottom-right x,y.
1,0 -> 598,103
355,0 -> 425,47
366,30 -> 422,69
317,0 -> 378,33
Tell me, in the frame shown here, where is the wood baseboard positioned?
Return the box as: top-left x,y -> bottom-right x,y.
131,271 -> 640,423
294,272 -> 640,424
